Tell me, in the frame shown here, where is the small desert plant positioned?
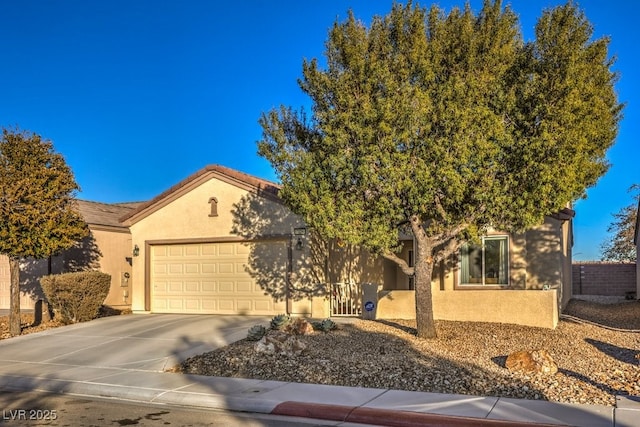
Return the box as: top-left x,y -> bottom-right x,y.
40,271 -> 111,324
312,318 -> 337,333
247,324 -> 268,341
270,313 -> 291,330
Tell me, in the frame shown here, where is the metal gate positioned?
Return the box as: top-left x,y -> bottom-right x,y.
331,282 -> 361,316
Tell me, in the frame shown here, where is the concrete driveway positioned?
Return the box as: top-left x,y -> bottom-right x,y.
0,313 -> 270,372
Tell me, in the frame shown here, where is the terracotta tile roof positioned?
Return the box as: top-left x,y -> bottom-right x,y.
75,200 -> 141,229
120,165 -> 281,224
207,165 -> 280,196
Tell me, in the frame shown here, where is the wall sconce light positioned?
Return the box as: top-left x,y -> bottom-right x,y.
133,244 -> 140,257
293,227 -> 306,251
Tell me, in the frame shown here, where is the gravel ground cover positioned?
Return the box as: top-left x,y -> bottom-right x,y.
0,306 -> 127,340
0,314 -> 63,339
175,299 -> 640,407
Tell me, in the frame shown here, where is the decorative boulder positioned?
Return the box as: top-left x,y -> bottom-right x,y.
285,318 -> 315,336
505,349 -> 558,375
255,331 -> 307,357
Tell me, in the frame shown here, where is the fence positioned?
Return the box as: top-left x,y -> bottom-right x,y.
572,262 -> 636,297
331,282 -> 362,316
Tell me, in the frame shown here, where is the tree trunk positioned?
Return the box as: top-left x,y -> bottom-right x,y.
412,222 -> 437,339
8,256 -> 21,337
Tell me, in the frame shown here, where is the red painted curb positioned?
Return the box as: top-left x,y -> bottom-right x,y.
271,401 -> 570,427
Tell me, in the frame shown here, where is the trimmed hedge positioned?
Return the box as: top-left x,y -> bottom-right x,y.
40,271 -> 111,324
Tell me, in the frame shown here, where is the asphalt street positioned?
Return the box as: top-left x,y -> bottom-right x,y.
0,390 -> 339,426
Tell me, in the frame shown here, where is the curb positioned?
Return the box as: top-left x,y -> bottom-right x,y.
271,401 -> 571,427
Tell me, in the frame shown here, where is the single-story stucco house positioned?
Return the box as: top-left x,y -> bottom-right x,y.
0,165 -> 574,328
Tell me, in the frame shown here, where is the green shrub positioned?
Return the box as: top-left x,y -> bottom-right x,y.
40,271 -> 111,324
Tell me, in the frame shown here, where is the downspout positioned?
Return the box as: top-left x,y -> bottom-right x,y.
286,235 -> 293,315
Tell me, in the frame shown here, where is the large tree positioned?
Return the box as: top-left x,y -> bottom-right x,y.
258,1 -> 622,338
601,184 -> 638,262
0,128 -> 87,336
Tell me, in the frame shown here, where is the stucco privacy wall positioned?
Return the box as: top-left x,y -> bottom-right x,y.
124,168 -> 320,315
376,289 -> 559,328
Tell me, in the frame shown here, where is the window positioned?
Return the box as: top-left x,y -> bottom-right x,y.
460,236 -> 509,286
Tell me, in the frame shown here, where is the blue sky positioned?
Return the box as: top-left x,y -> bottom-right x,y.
1,1 -> 637,261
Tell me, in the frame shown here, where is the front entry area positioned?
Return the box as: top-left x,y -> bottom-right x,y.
150,241 -> 288,315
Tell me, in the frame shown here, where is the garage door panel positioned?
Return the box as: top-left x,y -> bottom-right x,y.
202,263 -> 216,274
154,246 -> 169,257
254,300 -> 271,311
218,262 -> 234,274
169,246 -> 184,257
184,246 -> 199,256
236,281 -> 253,292
169,264 -> 183,274
218,299 -> 234,311
236,244 -> 251,255
154,264 -> 168,275
184,281 -> 199,292
151,241 -> 287,315
168,299 -> 183,310
218,245 -> 235,256
168,281 -> 183,292
235,262 -> 247,274
219,281 -> 234,292
154,299 -> 168,310
184,263 -> 199,274
201,244 -> 216,255
184,299 -> 200,310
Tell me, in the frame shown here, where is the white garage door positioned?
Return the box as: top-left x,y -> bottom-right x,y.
150,241 -> 287,315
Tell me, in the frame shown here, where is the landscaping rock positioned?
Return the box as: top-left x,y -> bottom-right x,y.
176,300 -> 640,407
285,318 -> 314,336
255,331 -> 307,356
505,349 -> 558,375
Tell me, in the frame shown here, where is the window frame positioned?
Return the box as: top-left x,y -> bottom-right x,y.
457,235 -> 510,288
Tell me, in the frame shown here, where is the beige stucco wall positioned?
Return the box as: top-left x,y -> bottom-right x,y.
377,218 -> 571,293
326,243 -> 385,287
0,255 -> 44,310
350,215 -> 571,328
127,173 -> 322,315
376,288 -> 559,328
70,228 -> 132,309
0,225 -> 131,311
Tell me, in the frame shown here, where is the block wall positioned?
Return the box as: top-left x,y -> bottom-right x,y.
572,262 -> 636,296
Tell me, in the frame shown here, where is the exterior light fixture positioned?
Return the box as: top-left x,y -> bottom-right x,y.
133,244 -> 140,257
293,227 -> 306,250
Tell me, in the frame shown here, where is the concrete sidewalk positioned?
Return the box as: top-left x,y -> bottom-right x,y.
0,314 -> 637,426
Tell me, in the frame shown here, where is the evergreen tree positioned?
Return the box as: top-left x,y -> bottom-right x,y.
258,1 -> 622,338
601,185 -> 638,262
0,128 -> 88,336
